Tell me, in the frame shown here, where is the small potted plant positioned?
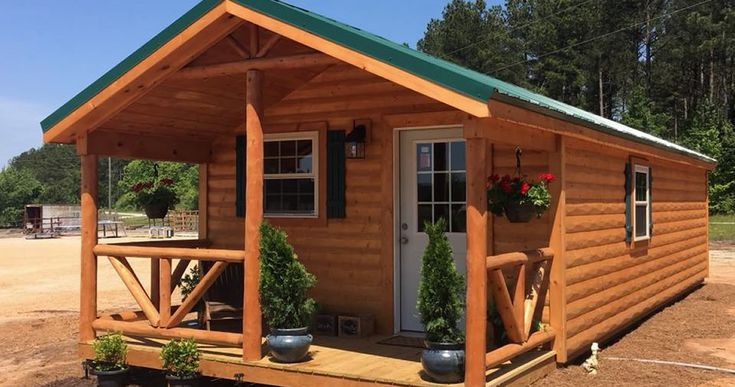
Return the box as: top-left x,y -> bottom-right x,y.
131,175 -> 178,219
487,173 -> 554,223
160,338 -> 200,387
90,332 -> 129,387
259,221 -> 317,363
417,218 -> 465,384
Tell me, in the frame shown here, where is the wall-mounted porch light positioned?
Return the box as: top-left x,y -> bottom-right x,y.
345,119 -> 371,159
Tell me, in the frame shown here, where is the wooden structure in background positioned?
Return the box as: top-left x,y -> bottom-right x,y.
42,1 -> 715,385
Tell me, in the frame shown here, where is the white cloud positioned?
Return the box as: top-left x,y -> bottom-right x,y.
0,96 -> 48,168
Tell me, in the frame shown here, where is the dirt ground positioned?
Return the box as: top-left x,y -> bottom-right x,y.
0,236 -> 734,386
535,242 -> 735,387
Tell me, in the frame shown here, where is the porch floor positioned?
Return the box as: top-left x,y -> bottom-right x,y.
80,334 -> 555,386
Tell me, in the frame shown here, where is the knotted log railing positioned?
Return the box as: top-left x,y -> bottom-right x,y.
90,241 -> 245,347
485,248 -> 556,370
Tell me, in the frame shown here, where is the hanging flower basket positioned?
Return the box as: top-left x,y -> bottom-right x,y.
131,168 -> 178,220
487,173 -> 555,223
503,202 -> 536,223
143,202 -> 170,219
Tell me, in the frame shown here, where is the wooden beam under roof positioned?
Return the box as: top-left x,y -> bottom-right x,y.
170,53 -> 339,80
83,130 -> 212,163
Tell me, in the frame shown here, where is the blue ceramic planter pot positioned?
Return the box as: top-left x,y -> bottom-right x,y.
267,327 -> 313,363
421,342 -> 465,384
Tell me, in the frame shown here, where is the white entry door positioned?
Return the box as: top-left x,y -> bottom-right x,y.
398,128 -> 467,332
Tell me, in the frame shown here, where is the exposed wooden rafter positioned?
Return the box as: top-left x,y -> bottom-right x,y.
256,34 -> 281,57
225,35 -> 250,59
169,53 -> 339,80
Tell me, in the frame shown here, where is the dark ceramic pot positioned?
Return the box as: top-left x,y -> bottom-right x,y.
91,366 -> 129,387
165,373 -> 200,387
503,202 -> 536,223
266,327 -> 312,363
421,342 -> 465,384
143,203 -> 169,219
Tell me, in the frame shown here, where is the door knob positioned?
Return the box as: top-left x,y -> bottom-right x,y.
400,236 -> 409,244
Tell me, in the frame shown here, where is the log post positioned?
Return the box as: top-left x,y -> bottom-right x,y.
548,134 -> 567,362
465,136 -> 488,386
243,69 -> 263,360
79,150 -> 98,342
151,258 -> 160,310
159,258 -> 172,327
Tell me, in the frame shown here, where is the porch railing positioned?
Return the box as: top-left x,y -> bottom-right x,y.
484,248 -> 556,370
90,241 -> 244,347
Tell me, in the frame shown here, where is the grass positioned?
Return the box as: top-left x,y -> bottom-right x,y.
709,214 -> 735,241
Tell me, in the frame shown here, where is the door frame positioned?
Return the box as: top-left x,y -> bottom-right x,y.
391,124 -> 464,334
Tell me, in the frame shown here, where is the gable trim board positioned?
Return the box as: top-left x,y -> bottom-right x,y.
41,0 -> 715,169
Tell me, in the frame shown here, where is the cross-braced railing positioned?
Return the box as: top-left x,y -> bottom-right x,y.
90,241 -> 245,347
485,248 -> 556,370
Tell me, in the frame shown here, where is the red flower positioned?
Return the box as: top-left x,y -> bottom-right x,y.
489,174 -> 500,182
160,177 -> 174,186
131,183 -> 143,193
520,181 -> 530,195
500,180 -> 512,193
501,174 -> 511,182
539,173 -> 555,183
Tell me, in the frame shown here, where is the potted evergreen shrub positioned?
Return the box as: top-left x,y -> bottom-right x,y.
90,332 -> 129,387
259,221 -> 317,363
487,173 -> 554,223
417,218 -> 466,383
160,338 -> 200,387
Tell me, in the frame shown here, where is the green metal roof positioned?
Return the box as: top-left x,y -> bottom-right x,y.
41,0 -> 715,164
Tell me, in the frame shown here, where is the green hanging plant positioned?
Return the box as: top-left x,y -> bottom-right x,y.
417,218 -> 465,343
259,221 -> 317,329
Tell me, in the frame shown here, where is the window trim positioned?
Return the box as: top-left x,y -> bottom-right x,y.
263,131 -> 319,219
632,163 -> 650,242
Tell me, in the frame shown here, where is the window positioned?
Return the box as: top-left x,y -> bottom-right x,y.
263,132 -> 318,217
416,140 -> 466,233
633,164 -> 650,241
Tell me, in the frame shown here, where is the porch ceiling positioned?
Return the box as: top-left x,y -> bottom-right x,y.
91,24 -> 332,145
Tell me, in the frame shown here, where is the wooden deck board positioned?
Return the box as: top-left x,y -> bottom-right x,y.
80,334 -> 555,386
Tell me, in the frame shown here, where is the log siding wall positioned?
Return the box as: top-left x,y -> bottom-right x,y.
562,138 -> 709,358
205,64 -> 451,333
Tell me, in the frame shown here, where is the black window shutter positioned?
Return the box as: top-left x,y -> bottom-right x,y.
327,130 -> 346,218
624,162 -> 632,242
649,167 -> 653,236
235,135 -> 245,218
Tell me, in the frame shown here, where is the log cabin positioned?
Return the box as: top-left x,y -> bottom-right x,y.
40,0 -> 716,385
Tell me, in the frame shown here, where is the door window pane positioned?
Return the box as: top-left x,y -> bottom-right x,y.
450,141 -> 465,171
417,143 -> 432,172
451,204 -> 467,232
417,174 -> 432,202
434,173 -> 449,202
434,204 -> 449,231
417,204 -> 432,232
434,142 -> 448,171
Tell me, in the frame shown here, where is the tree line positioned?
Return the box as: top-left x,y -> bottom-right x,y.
418,0 -> 735,213
0,144 -> 198,227
2,0 -> 733,226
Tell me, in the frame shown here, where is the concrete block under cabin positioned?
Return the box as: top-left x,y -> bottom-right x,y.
39,0 -> 715,386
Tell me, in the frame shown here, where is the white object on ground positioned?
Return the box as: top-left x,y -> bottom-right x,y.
581,342 -> 600,375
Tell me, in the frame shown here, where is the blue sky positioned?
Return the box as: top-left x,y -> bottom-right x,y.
0,0 -> 499,167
